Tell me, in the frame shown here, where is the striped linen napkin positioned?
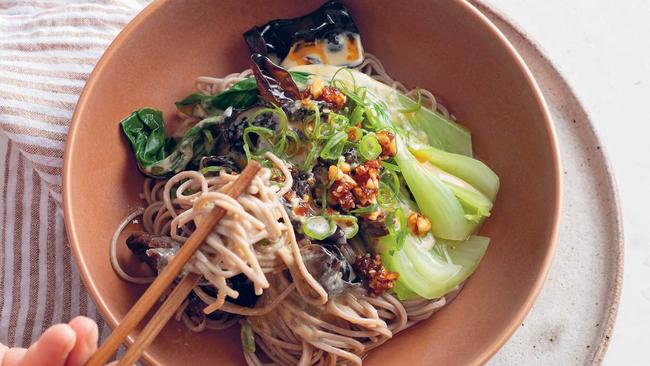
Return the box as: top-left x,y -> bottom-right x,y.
0,0 -> 149,348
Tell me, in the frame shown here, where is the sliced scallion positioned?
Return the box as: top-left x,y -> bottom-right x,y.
199,166 -> 225,175
398,88 -> 422,113
359,133 -> 381,160
242,125 -> 273,161
303,216 -> 336,240
240,322 -> 256,353
350,204 -> 379,215
331,215 -> 359,239
320,131 -> 348,161
350,105 -> 365,125
302,141 -> 320,171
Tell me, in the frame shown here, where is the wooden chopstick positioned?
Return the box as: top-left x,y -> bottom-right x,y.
117,273 -> 201,366
85,161 -> 261,366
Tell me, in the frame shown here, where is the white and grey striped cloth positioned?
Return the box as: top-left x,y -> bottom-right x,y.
0,0 -> 149,348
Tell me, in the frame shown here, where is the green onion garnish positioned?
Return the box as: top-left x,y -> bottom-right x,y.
350,105 -> 365,125
328,112 -> 349,130
331,215 -> 359,239
398,88 -> 423,113
240,322 -> 256,353
381,161 -> 400,172
303,216 -> 336,240
302,141 -> 320,171
320,131 -> 348,161
350,204 -> 379,215
242,125 -> 273,162
199,166 -> 225,175
359,133 -> 381,160
305,102 -> 322,139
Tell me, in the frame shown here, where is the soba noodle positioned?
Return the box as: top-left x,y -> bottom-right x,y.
111,53 -> 460,365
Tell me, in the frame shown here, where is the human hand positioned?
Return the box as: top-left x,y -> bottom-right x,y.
0,316 -> 112,366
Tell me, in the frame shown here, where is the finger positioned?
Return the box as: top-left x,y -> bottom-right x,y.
106,362 -> 119,366
0,344 -> 8,364
64,316 -> 98,366
1,347 -> 27,366
20,324 -> 76,366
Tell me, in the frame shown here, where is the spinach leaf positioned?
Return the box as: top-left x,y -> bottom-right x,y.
207,78 -> 259,110
120,108 -> 170,167
174,71 -> 311,111
289,71 -> 311,84
120,108 -> 225,178
175,93 -> 209,107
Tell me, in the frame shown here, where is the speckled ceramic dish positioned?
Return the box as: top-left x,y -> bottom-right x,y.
470,2 -> 623,365
63,1 -> 561,365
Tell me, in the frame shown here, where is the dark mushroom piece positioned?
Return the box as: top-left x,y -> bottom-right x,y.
244,1 -> 364,68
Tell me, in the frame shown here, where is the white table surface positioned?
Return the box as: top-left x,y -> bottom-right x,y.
487,1 -> 650,364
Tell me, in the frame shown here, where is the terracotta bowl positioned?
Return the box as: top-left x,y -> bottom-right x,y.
63,0 -> 561,365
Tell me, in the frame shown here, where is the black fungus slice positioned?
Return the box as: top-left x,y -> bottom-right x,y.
223,110 -> 278,152
226,274 -> 259,308
243,1 -> 361,66
250,54 -> 301,105
199,155 -> 240,173
360,218 -> 389,238
126,231 -> 179,274
291,169 -> 315,199
342,146 -> 359,165
301,244 -> 357,296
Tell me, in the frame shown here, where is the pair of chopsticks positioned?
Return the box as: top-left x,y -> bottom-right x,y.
85,161 -> 261,366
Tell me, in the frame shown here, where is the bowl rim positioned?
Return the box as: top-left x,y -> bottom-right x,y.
62,1 -> 562,364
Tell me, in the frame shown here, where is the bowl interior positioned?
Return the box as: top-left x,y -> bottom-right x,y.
64,0 -> 560,365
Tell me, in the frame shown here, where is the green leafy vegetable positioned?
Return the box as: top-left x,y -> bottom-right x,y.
396,94 -> 472,156
120,108 -> 169,167
398,88 -> 422,113
175,78 -> 258,111
289,70 -> 312,84
174,71 -> 312,112
375,192 -> 489,300
120,108 -> 224,177
395,140 -> 476,240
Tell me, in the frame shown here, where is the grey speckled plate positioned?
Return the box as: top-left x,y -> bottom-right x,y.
470,2 -> 624,365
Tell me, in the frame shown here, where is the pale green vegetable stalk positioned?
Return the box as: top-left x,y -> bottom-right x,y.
411,146 -> 499,201
394,137 -> 477,240
379,232 -> 490,300
396,94 -> 473,157
374,193 -> 490,300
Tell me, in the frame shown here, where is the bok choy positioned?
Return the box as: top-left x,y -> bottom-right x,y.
381,234 -> 490,300
290,64 -> 499,240
374,192 -> 490,299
